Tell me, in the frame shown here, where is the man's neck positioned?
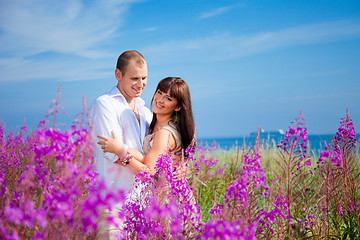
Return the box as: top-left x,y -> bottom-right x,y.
116,86 -> 134,105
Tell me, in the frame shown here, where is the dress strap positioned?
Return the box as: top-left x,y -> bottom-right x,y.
159,123 -> 182,150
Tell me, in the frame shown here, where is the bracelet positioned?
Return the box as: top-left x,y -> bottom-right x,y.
120,151 -> 132,166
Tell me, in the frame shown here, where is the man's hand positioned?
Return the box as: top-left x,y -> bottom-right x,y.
97,131 -> 126,159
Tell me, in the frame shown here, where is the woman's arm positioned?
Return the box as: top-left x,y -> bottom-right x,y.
141,129 -> 176,175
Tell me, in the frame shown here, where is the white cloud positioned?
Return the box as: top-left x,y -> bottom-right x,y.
143,19 -> 360,63
0,56 -> 113,82
0,0 -> 142,83
0,0 -> 133,59
272,92 -> 353,103
198,3 -> 245,20
143,27 -> 159,32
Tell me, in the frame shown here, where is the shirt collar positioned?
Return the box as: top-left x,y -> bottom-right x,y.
108,86 -> 146,106
108,86 -> 122,97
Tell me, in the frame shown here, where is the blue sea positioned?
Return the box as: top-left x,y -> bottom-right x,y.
198,132 -> 360,154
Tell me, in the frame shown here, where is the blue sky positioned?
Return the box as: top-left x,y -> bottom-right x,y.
0,0 -> 359,138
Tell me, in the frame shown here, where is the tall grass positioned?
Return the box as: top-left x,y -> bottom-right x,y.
190,110 -> 360,239
1,90 -> 359,239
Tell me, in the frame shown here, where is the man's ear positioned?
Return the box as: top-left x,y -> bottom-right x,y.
115,69 -> 122,81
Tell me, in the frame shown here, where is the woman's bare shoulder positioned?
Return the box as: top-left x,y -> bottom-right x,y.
152,128 -> 176,150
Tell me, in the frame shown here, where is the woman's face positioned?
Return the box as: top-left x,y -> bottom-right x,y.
152,89 -> 180,116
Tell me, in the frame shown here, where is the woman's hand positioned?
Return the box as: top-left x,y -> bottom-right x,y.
97,131 -> 126,158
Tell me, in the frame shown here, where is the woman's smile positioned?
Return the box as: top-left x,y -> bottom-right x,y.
154,101 -> 163,109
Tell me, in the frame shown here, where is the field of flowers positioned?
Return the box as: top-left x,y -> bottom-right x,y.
1,92 -> 359,239
190,111 -> 360,239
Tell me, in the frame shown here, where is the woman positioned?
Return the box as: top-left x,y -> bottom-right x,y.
97,77 -> 198,237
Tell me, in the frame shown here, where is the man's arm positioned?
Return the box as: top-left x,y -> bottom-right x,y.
90,98 -> 126,162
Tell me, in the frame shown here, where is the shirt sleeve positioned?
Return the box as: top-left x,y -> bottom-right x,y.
90,97 -> 128,163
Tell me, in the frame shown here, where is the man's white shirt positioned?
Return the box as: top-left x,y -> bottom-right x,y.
90,87 -> 152,191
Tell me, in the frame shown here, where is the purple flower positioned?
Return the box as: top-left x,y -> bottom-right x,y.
201,219 -> 257,239
210,141 -> 217,152
317,110 -> 357,167
338,205 -> 346,216
278,112 -> 309,159
217,168 -> 224,174
210,204 -> 223,219
4,206 -> 24,225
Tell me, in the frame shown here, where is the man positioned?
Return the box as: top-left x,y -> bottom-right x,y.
91,50 -> 152,191
90,50 -> 152,239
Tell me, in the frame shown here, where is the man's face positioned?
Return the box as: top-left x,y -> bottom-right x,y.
116,60 -> 148,102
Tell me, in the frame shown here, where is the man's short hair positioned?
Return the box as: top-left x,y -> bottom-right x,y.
116,50 -> 146,76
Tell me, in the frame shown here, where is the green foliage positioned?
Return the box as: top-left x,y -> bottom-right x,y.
188,148 -> 242,222
189,133 -> 360,239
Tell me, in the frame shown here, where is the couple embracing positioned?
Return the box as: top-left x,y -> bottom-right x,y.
90,50 -> 198,239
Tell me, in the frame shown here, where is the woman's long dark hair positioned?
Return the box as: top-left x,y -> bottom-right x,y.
149,77 -> 195,150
